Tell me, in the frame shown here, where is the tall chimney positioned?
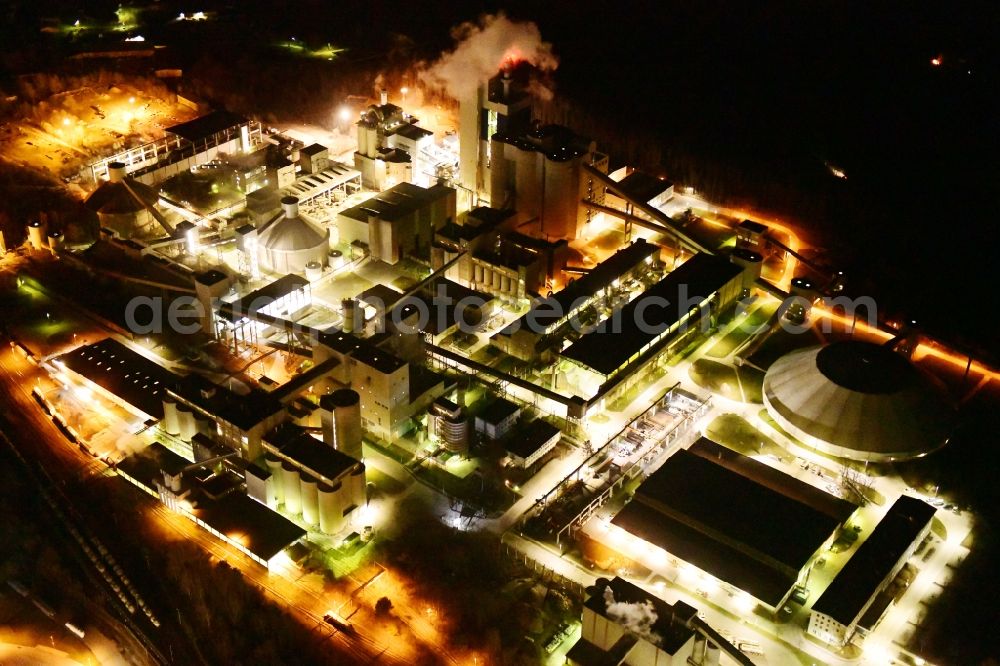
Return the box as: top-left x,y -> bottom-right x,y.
379,88 -> 388,106
502,69 -> 512,99
107,161 -> 127,183
280,195 -> 299,219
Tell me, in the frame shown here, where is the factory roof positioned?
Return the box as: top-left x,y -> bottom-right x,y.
812,495 -> 935,626
614,171 -> 674,205
391,279 -> 493,335
613,500 -> 794,606
195,269 -> 228,286
357,284 -> 403,309
116,443 -> 305,562
467,206 -> 517,229
583,577 -> 697,655
56,338 -> 178,420
561,253 -> 741,376
738,219 -> 768,234
282,162 -> 360,201
170,374 -> 285,431
194,490 -> 306,562
477,397 -> 521,426
506,239 -> 658,335
300,143 -> 328,156
166,110 -> 248,142
408,365 -> 449,402
632,448 -> 842,569
265,423 -> 360,483
505,419 -> 560,460
689,438 -> 856,524
339,182 -> 453,223
219,274 -> 309,322
351,342 -> 407,374
394,123 -> 433,141
494,124 -> 591,162
612,447 -> 844,605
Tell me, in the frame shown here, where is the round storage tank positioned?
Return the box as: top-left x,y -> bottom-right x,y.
730,248 -> 763,290
328,249 -> 344,269
47,231 -> 64,255
161,398 -> 180,435
321,389 -> 363,460
265,455 -> 284,506
281,462 -> 301,515
305,260 -> 323,281
318,483 -> 339,534
705,643 -> 721,666
27,220 -> 47,251
300,474 -> 319,527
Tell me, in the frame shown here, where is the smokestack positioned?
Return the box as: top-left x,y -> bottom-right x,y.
379,88 -> 388,106
502,69 -> 512,99
107,161 -> 126,183
280,195 -> 300,219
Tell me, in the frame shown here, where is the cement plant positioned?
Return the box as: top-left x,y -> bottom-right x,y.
0,3 -> 996,666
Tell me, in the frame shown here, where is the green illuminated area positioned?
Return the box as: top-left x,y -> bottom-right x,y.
274,39 -> 346,60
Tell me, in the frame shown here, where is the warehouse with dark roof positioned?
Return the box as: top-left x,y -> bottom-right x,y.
808,495 -> 935,647
610,442 -> 854,611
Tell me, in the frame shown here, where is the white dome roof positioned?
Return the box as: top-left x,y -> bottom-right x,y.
258,214 -> 328,253
763,341 -> 953,462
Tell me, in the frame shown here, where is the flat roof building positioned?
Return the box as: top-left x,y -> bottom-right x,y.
609,443 -> 853,610
504,419 -> 561,469
561,253 -> 742,380
809,495 -> 935,647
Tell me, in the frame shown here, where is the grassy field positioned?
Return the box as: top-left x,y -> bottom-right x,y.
704,413 -> 794,463
688,359 -> 764,403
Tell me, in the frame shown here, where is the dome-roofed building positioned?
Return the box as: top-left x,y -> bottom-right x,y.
85,162 -> 167,238
257,196 -> 330,275
762,341 -> 953,462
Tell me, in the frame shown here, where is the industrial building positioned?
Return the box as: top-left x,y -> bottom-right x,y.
428,397 -> 469,455
354,94 -> 435,189
337,182 -> 456,265
808,495 -> 936,648
474,397 -> 521,440
386,278 -> 495,345
253,423 -> 366,536
560,253 -> 744,407
493,238 -> 660,361
432,206 -> 569,300
459,67 -> 609,239
214,274 -> 311,351
116,443 -> 306,568
313,330 -> 450,441
489,123 -> 609,239
762,341 -> 954,461
568,577 -> 704,666
503,418 -> 561,469
608,441 -> 856,612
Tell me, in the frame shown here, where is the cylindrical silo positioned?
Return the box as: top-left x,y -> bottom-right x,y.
320,389 -> 362,460
328,249 -> 344,270
705,642 -> 721,666
305,261 -> 323,281
350,466 -> 366,511
177,406 -> 197,441
47,231 -> 64,255
318,483 -> 338,534
265,454 -> 283,507
300,474 -> 319,526
281,462 -> 301,515
357,123 -> 369,156
365,126 -> 378,158
27,220 -> 47,251
161,398 -> 180,435
341,298 -> 360,334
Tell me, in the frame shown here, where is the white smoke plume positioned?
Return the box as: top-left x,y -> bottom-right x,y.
603,586 -> 662,644
420,12 -> 558,100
